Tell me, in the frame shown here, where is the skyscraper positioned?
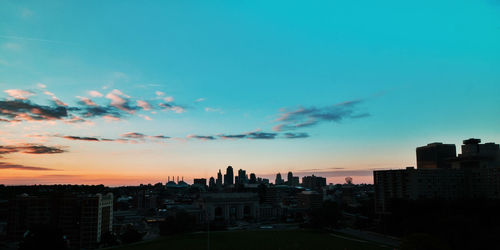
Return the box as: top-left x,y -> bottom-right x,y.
287,171 -> 293,183
416,142 -> 456,169
209,177 -> 216,188
224,166 -> 234,186
275,173 -> 284,185
249,173 -> 257,184
238,169 -> 247,184
216,169 -> 223,186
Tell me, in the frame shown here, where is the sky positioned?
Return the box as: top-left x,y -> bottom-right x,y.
0,0 -> 499,186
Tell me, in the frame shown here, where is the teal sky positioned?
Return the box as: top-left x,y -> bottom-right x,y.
0,0 -> 499,185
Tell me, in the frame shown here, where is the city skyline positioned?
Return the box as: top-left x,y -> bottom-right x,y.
1,0 -> 500,186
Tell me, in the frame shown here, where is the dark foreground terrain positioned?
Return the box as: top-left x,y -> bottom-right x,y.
112,229 -> 390,250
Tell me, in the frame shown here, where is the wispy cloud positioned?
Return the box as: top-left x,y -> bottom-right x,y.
4,89 -> 34,100
137,100 -> 151,111
2,42 -> 21,51
0,35 -> 74,45
54,132 -> 171,144
283,132 -> 309,139
88,90 -> 103,97
273,100 -> 369,131
187,135 -> 216,141
0,144 -> 66,155
105,89 -> 137,114
205,107 -> 223,113
0,162 -> 55,171
1,87 -> 190,124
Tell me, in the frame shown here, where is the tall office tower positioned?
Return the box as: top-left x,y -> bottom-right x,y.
224,166 -> 234,186
287,171 -> 293,183
275,173 -> 284,185
209,177 -> 216,188
249,173 -> 257,184
216,169 -> 223,186
238,169 -> 247,184
456,138 -> 500,169
416,142 -> 456,169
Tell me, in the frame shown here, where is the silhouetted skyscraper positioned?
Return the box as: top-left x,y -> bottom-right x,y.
249,173 -> 257,184
216,169 -> 223,186
416,142 -> 456,169
224,166 -> 234,186
275,173 -> 284,185
209,177 -> 216,188
238,169 -> 247,184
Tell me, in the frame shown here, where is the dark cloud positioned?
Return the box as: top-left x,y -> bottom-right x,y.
54,133 -> 171,143
283,132 -> 309,139
159,103 -> 186,113
273,100 -> 369,131
0,162 -> 56,171
187,135 -> 216,140
218,131 -> 278,140
219,134 -> 248,139
0,99 -> 69,122
246,132 -> 277,140
1,88 -> 193,124
19,144 -> 66,154
63,136 -> 100,141
0,144 -> 66,155
121,132 -> 146,139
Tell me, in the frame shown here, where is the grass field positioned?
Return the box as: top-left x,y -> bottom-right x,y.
113,229 -> 391,250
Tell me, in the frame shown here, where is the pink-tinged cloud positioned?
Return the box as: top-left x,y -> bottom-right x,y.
105,89 -> 135,114
171,106 -> 185,113
76,96 -> 98,106
43,91 -> 67,106
137,100 -> 151,111
159,103 -> 186,113
102,115 -> 121,122
4,89 -> 35,100
0,162 -> 56,171
195,98 -> 205,102
155,91 -> 165,96
88,90 -> 103,97
139,114 -> 152,120
163,96 -> 174,102
36,83 -> 46,89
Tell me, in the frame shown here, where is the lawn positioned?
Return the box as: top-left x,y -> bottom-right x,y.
113,229 -> 391,250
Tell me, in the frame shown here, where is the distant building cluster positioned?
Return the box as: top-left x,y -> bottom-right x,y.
374,138 -> 500,213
